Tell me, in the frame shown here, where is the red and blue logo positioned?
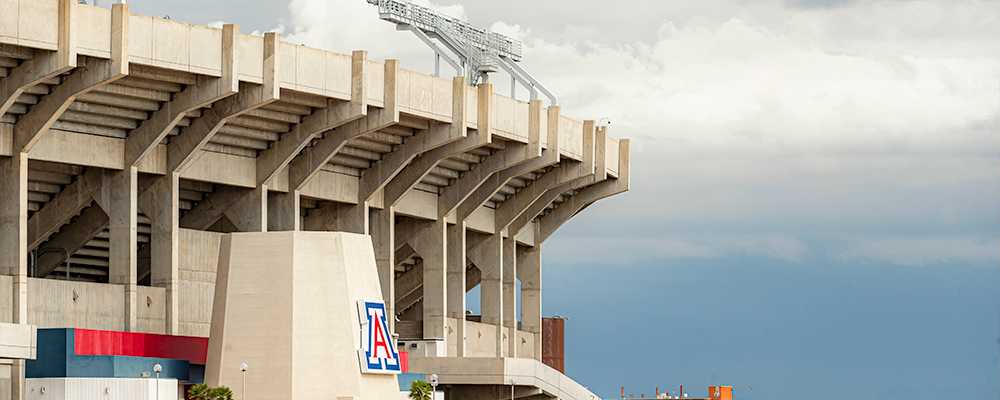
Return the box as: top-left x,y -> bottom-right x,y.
358,300 -> 401,375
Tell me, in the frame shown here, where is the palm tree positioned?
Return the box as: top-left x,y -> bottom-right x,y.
188,384 -> 234,400
188,384 -> 211,400
409,380 -> 433,400
208,387 -> 234,400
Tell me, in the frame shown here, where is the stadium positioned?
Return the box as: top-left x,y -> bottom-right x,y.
0,0 -> 630,399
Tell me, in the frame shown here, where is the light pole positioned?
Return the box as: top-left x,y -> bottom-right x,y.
153,363 -> 162,400
429,374 -> 438,399
240,362 -> 249,400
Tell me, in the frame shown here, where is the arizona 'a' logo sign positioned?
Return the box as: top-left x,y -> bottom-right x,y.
357,300 -> 401,374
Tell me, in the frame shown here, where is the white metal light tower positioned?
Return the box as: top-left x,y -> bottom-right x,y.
365,0 -> 557,105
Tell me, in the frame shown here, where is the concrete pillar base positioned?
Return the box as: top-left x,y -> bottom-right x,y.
207,231 -> 401,399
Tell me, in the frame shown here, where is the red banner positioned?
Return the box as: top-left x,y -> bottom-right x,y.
73,329 -> 209,364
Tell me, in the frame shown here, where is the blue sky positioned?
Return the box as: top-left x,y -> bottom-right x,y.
543,255 -> 999,399
128,0 -> 1000,398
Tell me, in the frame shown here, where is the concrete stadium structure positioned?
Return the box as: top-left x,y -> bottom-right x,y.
0,1 -> 630,399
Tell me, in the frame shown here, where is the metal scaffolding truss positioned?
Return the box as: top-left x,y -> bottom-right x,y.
366,0 -> 557,105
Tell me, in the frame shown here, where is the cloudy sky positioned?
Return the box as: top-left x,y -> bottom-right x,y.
130,0 -> 1000,398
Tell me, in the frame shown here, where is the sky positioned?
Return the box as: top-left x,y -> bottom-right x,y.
125,0 -> 1000,398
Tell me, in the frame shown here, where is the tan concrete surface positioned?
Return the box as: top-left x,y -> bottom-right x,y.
206,231 -> 400,400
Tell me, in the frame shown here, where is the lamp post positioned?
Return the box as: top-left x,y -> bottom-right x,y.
429,374 -> 438,399
240,362 -> 249,400
153,363 -> 162,400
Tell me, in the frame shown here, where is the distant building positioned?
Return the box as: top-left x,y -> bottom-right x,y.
622,385 -> 734,400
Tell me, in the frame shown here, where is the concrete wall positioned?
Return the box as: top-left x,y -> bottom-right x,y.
177,229 -> 223,337
0,228 -> 210,335
464,320 -> 499,358
0,361 -> 10,400
28,278 -> 124,330
445,317 -> 459,357
0,276 -> 167,333
398,68 -> 456,124
515,330 -> 535,360
135,286 -> 165,334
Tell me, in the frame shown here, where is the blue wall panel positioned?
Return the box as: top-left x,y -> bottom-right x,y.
27,329 -> 191,381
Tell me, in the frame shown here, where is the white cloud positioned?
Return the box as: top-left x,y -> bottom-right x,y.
279,0 -> 1000,267
544,233 -> 810,265
841,236 -> 1000,267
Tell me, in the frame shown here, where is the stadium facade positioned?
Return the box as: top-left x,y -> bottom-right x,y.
0,1 -> 631,399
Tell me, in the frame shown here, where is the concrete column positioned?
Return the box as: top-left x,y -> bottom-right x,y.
301,201 -> 369,234
223,185 -> 267,232
445,222 -> 466,356
145,173 -> 180,334
339,203 -> 370,235
502,237 -> 517,358
108,167 -> 138,331
517,243 -> 542,362
469,233 -> 503,357
0,153 -> 27,400
409,220 -> 447,341
370,207 -> 394,330
267,190 -> 300,231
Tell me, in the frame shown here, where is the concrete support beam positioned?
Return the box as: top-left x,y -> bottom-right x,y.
33,205 -> 108,278
438,100 -> 544,219
257,50 -> 369,186
167,32 -> 280,173
351,76 -> 471,336
0,0 -> 78,117
283,59 -> 398,231
267,190 -> 300,231
446,222 -> 467,356
0,153 -> 28,318
467,232 -> 504,357
317,76 -> 469,329
242,51 -> 369,232
394,259 -> 423,305
382,78 -> 478,209
300,201 -> 350,232
456,106 -> 562,222
286,58 -> 397,193
140,173 -> 180,334
370,207 -> 395,330
14,3 -> 129,153
396,242 -> 418,264
502,236 -> 517,358
166,79 -> 274,172
449,117 -> 592,360
277,105 -> 400,231
506,127 -> 605,236
0,153 -> 27,400
134,32 -> 278,333
105,167 -> 138,330
355,75 -> 470,212
223,186 -> 267,232
537,139 -> 631,243
396,218 -> 448,341
466,264 -> 482,293
26,168 -> 104,251
124,24 -> 239,167
494,121 -> 596,232
516,238 -> 542,362
178,186 -> 248,230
